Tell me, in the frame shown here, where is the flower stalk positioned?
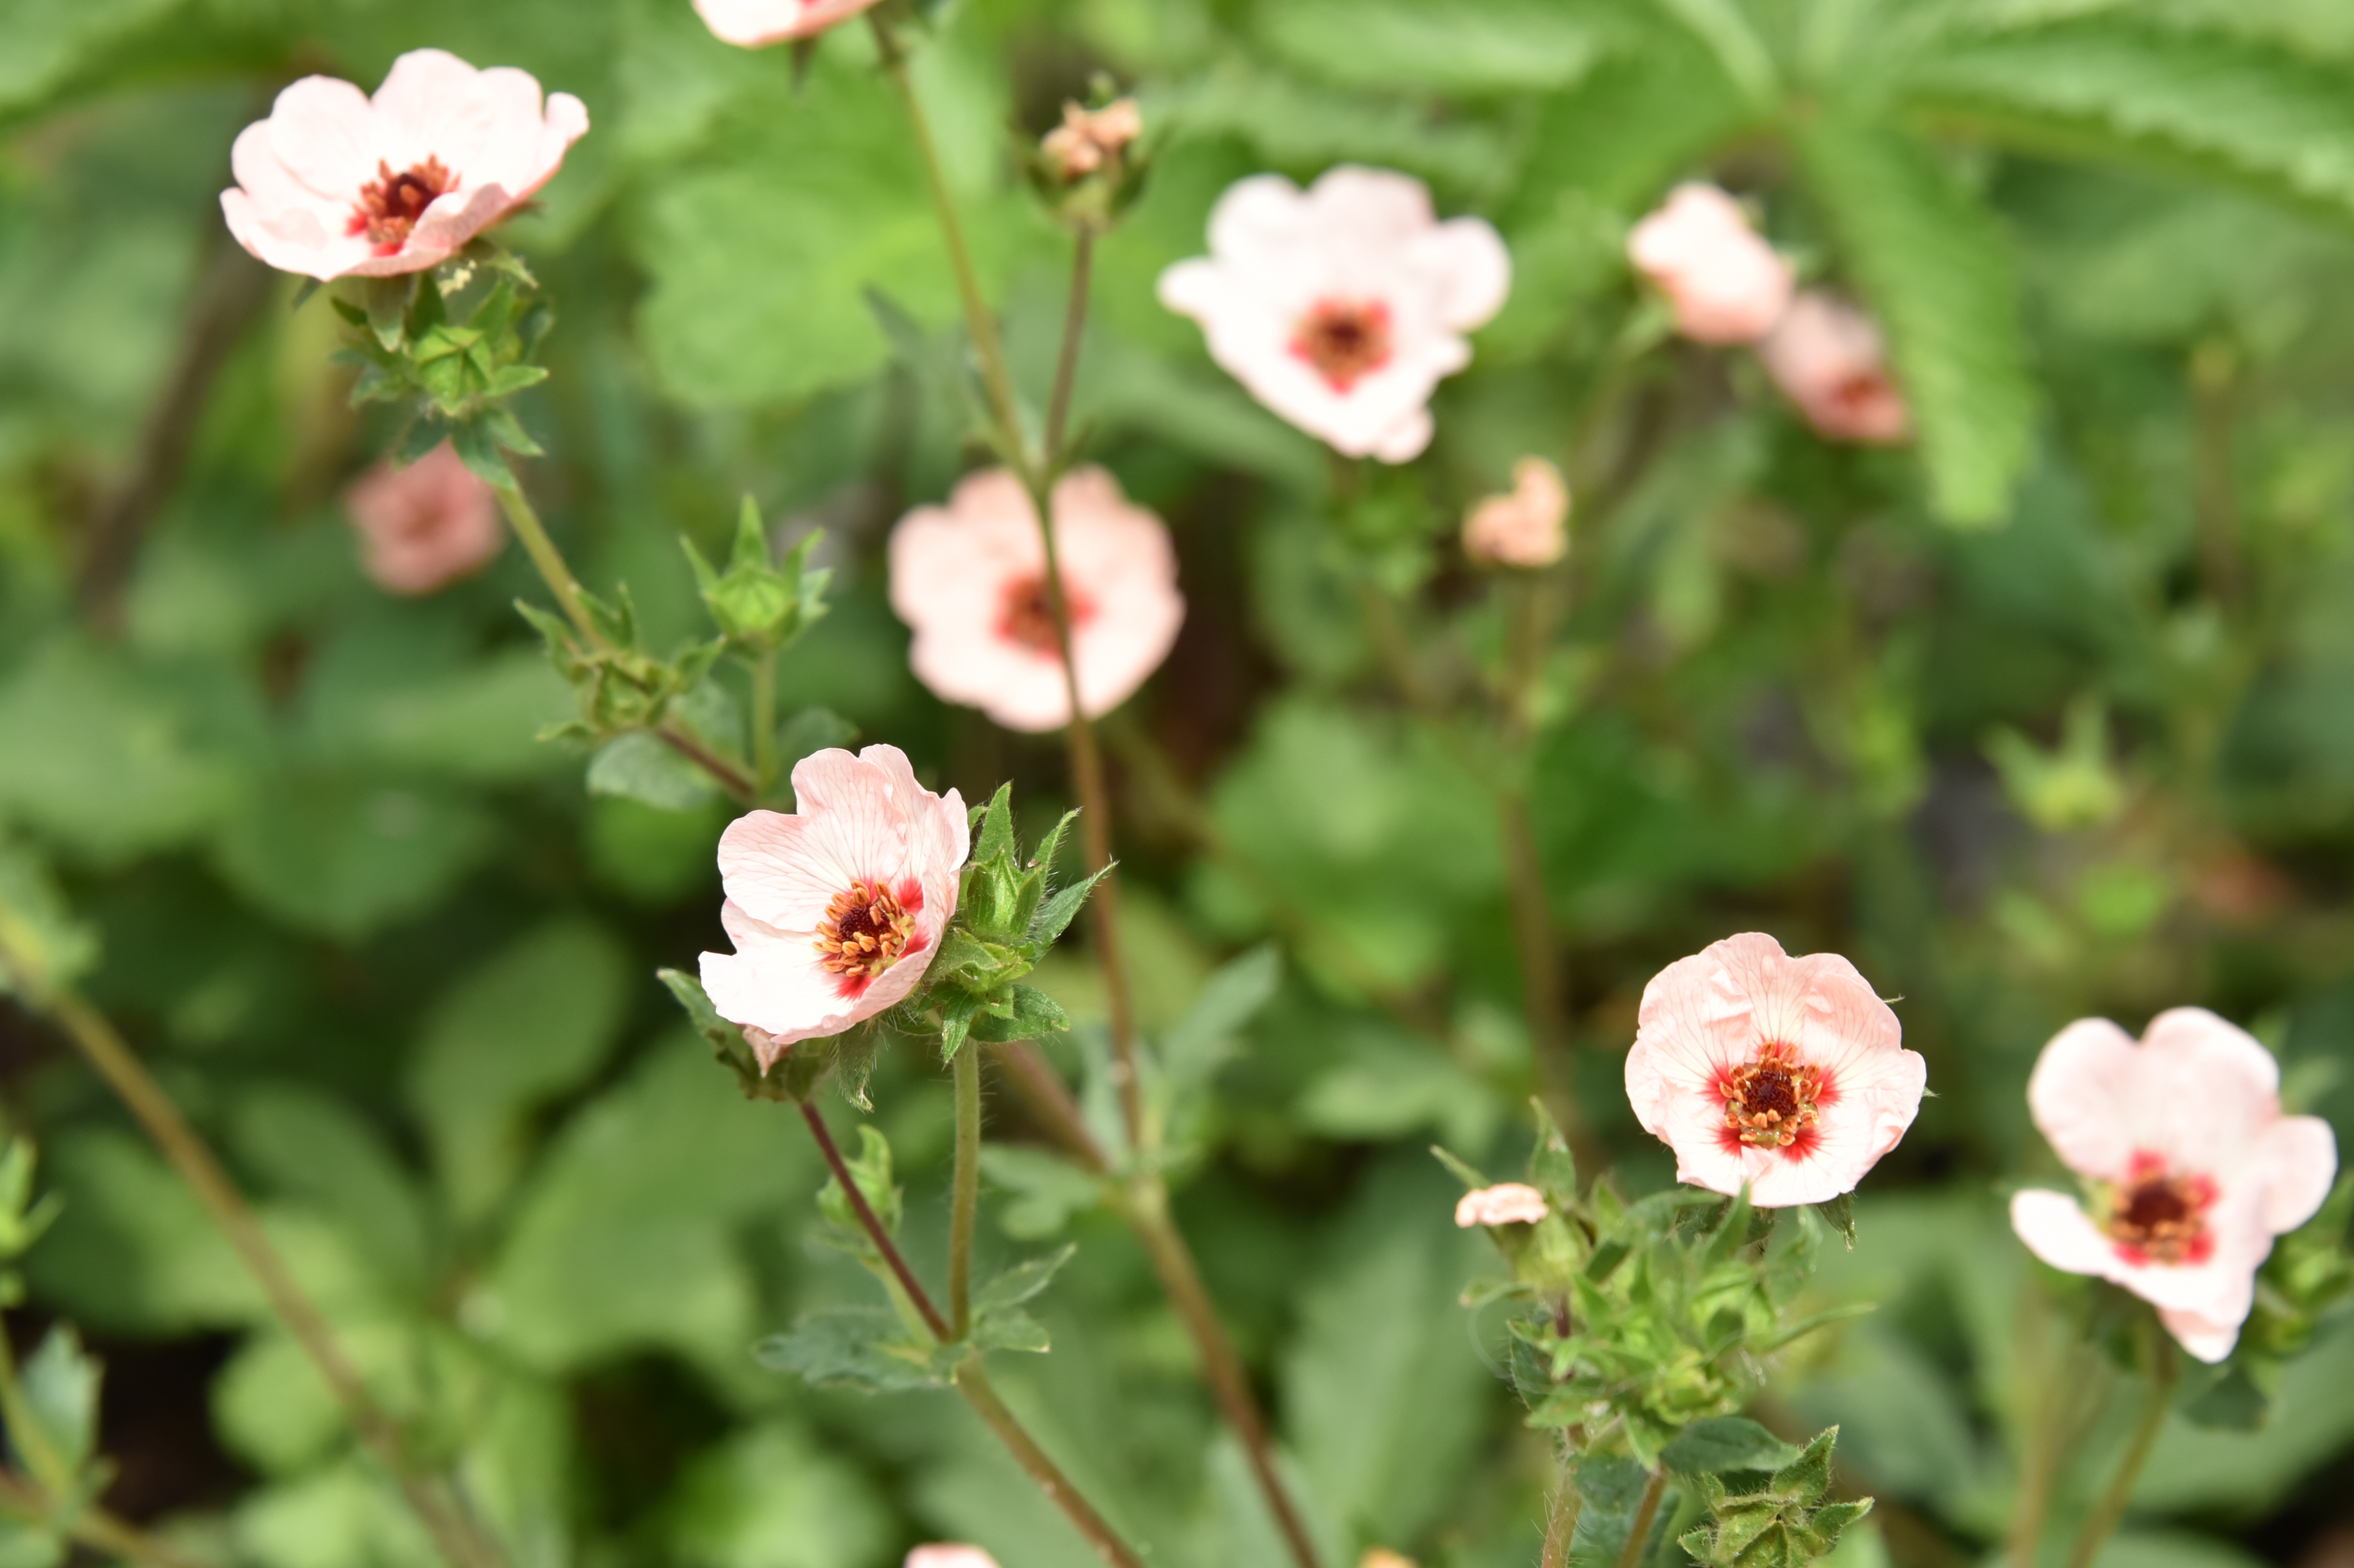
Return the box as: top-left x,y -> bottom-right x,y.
2062,1331 -> 2179,1568
0,913 -> 502,1568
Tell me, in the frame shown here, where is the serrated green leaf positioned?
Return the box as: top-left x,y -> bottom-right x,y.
1899,21 -> 2354,217
973,1243 -> 1078,1316
588,732 -> 720,812
1032,862 -> 1112,946
1663,1416 -> 1804,1475
1795,117 -> 2035,525
754,1310 -> 948,1393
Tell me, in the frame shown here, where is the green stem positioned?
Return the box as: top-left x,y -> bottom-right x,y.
796,1099 -> 952,1342
0,1465 -> 211,1568
0,922 -> 500,1568
1541,1460 -> 1581,1568
1044,227 -> 1095,463
958,1365 -> 1151,1568
1616,1469 -> 1669,1568
654,721 -> 759,807
495,483 -> 606,652
868,11 -> 1027,467
751,648 -> 780,799
2063,1332 -> 2179,1568
792,1096 -> 1153,1568
0,1334 -> 66,1497
949,1043 -> 981,1338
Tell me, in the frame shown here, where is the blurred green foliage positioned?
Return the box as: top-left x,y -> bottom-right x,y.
3,1 -> 2354,1566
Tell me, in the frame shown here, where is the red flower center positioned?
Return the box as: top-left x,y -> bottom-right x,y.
2106,1155 -> 2216,1265
813,878 -> 917,994
1722,1042 -> 1823,1152
1291,298 -> 1394,392
1830,370 -> 1891,417
997,573 -> 1091,656
349,157 -> 457,253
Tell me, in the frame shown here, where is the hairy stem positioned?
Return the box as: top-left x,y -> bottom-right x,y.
0,940 -> 498,1568
1616,1469 -> 1669,1568
1541,1461 -> 1581,1568
1120,1179 -> 1324,1568
495,483 -> 606,651
793,1096 -> 1152,1568
868,13 -> 1026,460
958,1365 -> 1151,1568
797,1099 -> 951,1342
1045,228 -> 1095,462
2064,1333 -> 2179,1568
752,648 -> 780,799
949,1043 -> 982,1338
0,1465 -> 211,1568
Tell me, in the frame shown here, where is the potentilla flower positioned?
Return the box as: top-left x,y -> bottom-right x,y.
1463,457 -> 1569,568
1624,933 -> 1927,1207
1626,184 -> 1793,346
343,441 -> 504,596
699,746 -> 970,1066
1758,293 -> 1910,445
1157,165 -> 1511,463
905,1549 -> 1000,1568
2009,1009 -> 2338,1363
220,49 -> 587,282
1042,98 -> 1143,181
1454,1183 -> 1550,1228
693,0 -> 881,45
888,466 -> 1184,734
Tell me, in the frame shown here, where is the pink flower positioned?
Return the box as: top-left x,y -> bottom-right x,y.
1758,293 -> 1910,445
888,466 -> 1185,735
693,0 -> 881,45
1043,98 -> 1143,181
699,745 -> 971,1066
220,49 -> 588,282
343,441 -> 504,596
2009,1009 -> 2338,1363
1157,166 -> 1511,463
1624,933 -> 1927,1207
1626,184 -> 1793,346
1455,1183 -> 1550,1228
1463,457 -> 1569,568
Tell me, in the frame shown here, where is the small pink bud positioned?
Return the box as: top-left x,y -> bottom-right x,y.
1361,1552 -> 1420,1568
1624,933 -> 1926,1207
343,441 -> 504,596
2011,1010 -> 2337,1363
1627,184 -> 1792,346
1463,457 -> 1569,568
1042,98 -> 1143,181
220,49 -> 587,282
905,1548 -> 1001,1568
1455,1183 -> 1550,1228
1758,293 -> 1910,445
694,0 -> 882,46
1159,166 -> 1511,463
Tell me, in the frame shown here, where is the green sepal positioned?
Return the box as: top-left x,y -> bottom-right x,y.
657,967 -> 828,1103
1431,1145 -> 1491,1191
1679,1428 -> 1869,1568
684,498 -> 832,653
815,1125 -> 902,1251
1813,1194 -> 1857,1250
1032,862 -> 1110,946
970,984 -> 1069,1044
1528,1097 -> 1578,1206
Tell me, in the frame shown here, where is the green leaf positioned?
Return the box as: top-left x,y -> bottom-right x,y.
773,706 -> 858,769
1663,1417 -> 1805,1476
662,1421 -> 895,1568
16,1323 -> 102,1480
211,772 -> 494,941
976,1146 -> 1104,1240
754,1309 -> 949,1393
1160,945 -> 1280,1086
1814,1194 -> 1857,1250
451,417 -> 518,489
406,920 -> 632,1225
588,731 -> 720,812
969,984 -> 1070,1045
1256,0 -> 1609,94
0,839 -> 97,1000
1794,118 -> 2036,525
1898,21 -> 2354,218
973,1244 -> 1078,1317
1569,1453 -> 1657,1568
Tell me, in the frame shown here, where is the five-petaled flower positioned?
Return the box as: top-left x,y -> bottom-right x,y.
1627,183 -> 1793,346
1158,165 -> 1511,463
904,1549 -> 1000,1568
220,49 -> 588,282
889,466 -> 1185,734
2010,1009 -> 2337,1363
1043,98 -> 1143,181
1463,457 -> 1569,569
700,746 -> 970,1066
693,0 -> 882,46
1624,933 -> 1927,1207
1758,293 -> 1910,445
1454,1183 -> 1550,1228
344,441 -> 505,596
